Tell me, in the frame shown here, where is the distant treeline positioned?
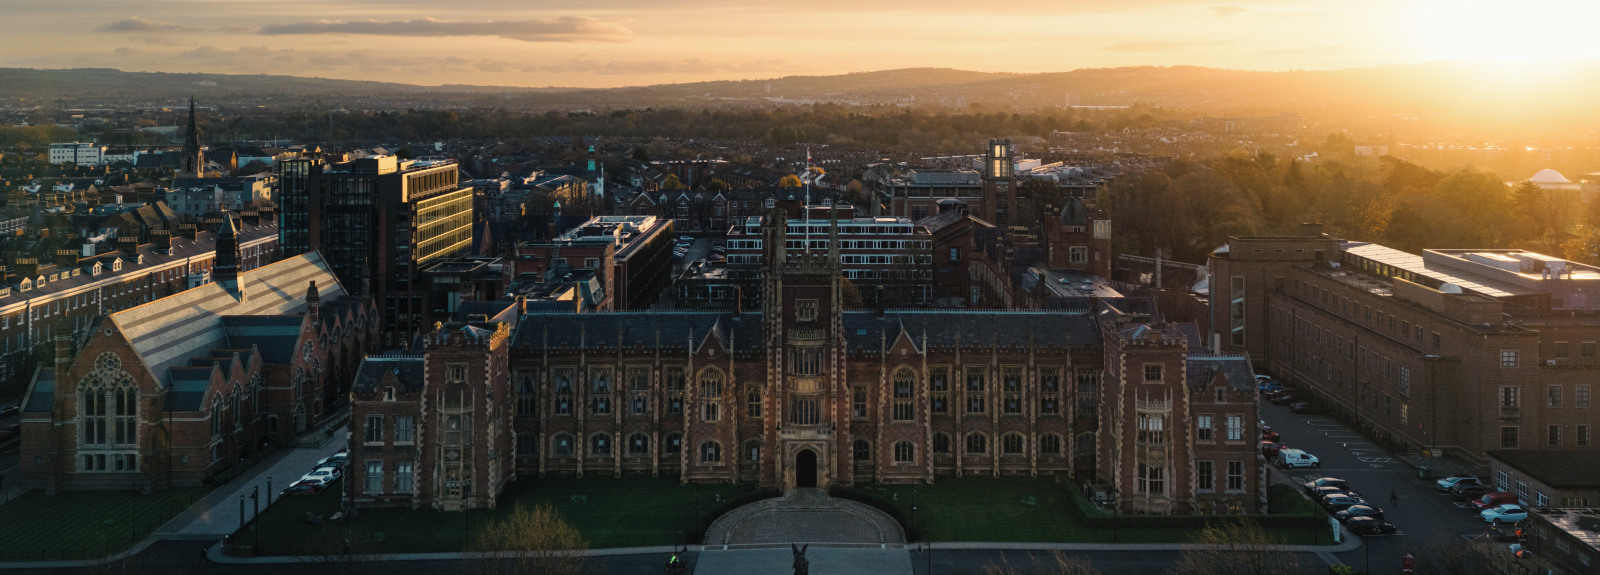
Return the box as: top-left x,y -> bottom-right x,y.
73,105 -> 1176,154
1106,136 -> 1588,262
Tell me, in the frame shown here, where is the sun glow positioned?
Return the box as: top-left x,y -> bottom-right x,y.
1413,0 -> 1600,61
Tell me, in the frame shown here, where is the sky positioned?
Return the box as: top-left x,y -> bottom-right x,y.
3,0 -> 1599,88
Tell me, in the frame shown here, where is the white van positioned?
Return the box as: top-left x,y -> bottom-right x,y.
1277,448 -> 1320,469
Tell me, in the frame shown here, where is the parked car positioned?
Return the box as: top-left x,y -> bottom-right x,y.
1453,484 -> 1493,500
1447,478 -> 1486,497
1323,494 -> 1368,512
1435,474 -> 1479,492
301,467 -> 339,485
1346,517 -> 1399,536
0,406 -> 19,419
280,480 -> 326,497
1481,504 -> 1528,524
1264,388 -> 1293,400
1260,427 -> 1281,442
1289,402 -> 1324,415
1334,505 -> 1385,522
1260,441 -> 1286,458
1472,492 -> 1520,511
1269,394 -> 1299,406
315,454 -> 348,470
1278,448 -> 1321,469
1312,487 -> 1353,503
0,423 -> 19,442
1303,477 -> 1349,494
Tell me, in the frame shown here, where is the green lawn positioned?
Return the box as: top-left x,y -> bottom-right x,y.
233,476 -> 765,556
0,487 -> 211,561
852,477 -> 1329,545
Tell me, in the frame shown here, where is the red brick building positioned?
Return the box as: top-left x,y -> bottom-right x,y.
348,211 -> 1261,514
17,231 -> 375,492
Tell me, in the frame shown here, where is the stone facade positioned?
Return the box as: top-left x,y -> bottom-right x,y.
349,210 -> 1261,514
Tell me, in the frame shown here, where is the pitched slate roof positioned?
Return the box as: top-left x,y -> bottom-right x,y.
353,356 -> 426,393
221,316 -> 304,365
23,368 -> 55,413
843,310 -> 1100,351
165,367 -> 213,411
110,252 -> 344,386
1184,355 -> 1256,392
514,312 -> 765,352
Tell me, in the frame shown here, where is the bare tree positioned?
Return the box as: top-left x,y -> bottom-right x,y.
1167,518 -> 1301,575
468,503 -> 588,575
983,550 -> 1104,575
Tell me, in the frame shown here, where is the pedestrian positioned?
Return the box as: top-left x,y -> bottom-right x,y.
1390,489 -> 1399,507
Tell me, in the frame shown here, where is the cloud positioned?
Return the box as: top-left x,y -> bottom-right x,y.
1103,40 -> 1231,53
97,17 -> 190,33
258,17 -> 632,43
114,47 -> 139,56
220,25 -> 252,33
1211,5 -> 1247,17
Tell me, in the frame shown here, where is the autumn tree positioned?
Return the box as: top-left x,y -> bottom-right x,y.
778,174 -> 803,188
663,174 -> 685,190
1167,518 -> 1301,575
469,504 -> 587,575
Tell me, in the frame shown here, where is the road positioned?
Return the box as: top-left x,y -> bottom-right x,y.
1260,400 -> 1486,575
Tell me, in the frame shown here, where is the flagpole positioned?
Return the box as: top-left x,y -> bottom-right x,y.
805,145 -> 811,254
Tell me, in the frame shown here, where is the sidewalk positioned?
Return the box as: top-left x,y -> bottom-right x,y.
160,438 -> 346,537
201,536 -> 1365,565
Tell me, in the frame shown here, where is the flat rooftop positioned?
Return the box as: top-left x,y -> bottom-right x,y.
1343,242 -> 1600,300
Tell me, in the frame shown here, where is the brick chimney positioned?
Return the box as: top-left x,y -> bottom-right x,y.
152,229 -> 172,254
54,248 -> 77,268
117,236 -> 139,255
13,257 -> 39,279
179,224 -> 198,241
241,210 -> 259,227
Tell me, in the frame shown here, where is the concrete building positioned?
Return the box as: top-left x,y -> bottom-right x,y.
346,211 -> 1262,514
167,174 -> 274,215
511,215 -> 674,311
48,143 -> 106,167
1209,226 -> 1600,464
275,155 -> 474,346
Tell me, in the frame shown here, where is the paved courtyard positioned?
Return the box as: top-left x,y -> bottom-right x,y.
696,547 -> 914,575
704,488 -> 905,545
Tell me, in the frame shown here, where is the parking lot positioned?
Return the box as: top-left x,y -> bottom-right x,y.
1260,396 -> 1489,573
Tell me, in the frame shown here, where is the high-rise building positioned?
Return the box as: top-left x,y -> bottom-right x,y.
276,155 -> 474,346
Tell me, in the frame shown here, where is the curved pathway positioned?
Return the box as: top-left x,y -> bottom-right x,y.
703,488 -> 905,545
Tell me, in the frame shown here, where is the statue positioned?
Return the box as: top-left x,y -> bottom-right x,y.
791,543 -> 809,575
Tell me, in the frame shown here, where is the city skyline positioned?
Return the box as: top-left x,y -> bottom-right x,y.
4,0 -> 1598,88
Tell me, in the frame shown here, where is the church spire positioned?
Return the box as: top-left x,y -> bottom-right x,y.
181,96 -> 205,176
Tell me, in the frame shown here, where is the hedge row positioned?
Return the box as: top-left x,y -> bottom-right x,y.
1061,482 -> 1325,531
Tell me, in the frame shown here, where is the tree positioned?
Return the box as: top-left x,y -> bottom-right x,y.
395,146 -> 416,160
705,179 -> 730,192
1167,519 -> 1301,575
469,504 -> 587,575
663,174 -> 685,190
1562,229 -> 1600,266
778,174 -> 803,188
631,148 -> 650,162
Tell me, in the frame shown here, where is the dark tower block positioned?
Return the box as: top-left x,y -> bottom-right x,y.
981,139 -> 1016,227
762,209 -> 849,490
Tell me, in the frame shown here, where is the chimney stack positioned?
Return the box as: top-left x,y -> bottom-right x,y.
179,224 -> 198,241
13,257 -> 39,279
55,248 -> 77,268
152,229 -> 172,253
117,236 -> 139,255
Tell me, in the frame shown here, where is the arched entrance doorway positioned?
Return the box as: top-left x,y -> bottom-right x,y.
795,449 -> 818,488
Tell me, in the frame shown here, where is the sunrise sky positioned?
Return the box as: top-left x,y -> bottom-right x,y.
4,0 -> 1598,88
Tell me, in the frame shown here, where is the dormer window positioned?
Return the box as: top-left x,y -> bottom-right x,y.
765,198 -> 776,209
384,387 -> 396,402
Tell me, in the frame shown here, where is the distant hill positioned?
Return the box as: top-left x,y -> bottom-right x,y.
7,62 -> 1600,132
0,68 -> 552,97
